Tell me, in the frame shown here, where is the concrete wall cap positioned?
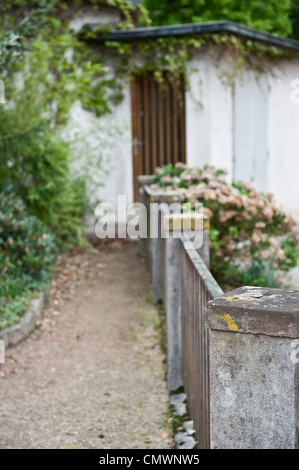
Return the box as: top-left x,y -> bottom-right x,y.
206,286 -> 299,338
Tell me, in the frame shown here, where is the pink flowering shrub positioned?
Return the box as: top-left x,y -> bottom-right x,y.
152,163 -> 298,287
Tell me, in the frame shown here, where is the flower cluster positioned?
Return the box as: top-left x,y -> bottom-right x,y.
153,163 -> 298,286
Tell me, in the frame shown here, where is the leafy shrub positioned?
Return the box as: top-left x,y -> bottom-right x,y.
0,1 -> 105,327
0,185 -> 56,277
153,163 -> 298,286
0,10 -> 102,250
0,112 -> 88,250
0,281 -> 39,330
0,186 -> 56,328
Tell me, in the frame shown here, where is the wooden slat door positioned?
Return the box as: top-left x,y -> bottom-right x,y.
131,72 -> 186,201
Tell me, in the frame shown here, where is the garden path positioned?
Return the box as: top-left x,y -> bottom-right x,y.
0,239 -> 173,449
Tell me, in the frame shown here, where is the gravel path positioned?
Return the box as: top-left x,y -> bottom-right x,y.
0,239 -> 174,449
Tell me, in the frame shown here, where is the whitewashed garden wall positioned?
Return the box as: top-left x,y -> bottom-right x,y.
64,12 -> 299,226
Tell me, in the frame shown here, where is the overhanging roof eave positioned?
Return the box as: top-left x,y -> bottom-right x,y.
82,20 -> 299,53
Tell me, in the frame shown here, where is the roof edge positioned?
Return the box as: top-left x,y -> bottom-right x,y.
81,20 -> 299,53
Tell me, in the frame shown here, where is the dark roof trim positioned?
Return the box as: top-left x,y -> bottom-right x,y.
83,20 -> 299,52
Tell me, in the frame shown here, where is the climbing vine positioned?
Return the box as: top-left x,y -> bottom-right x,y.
0,0 -> 139,120
0,1 -> 298,326
102,32 -> 298,95
1,1 -> 298,240
1,0 -> 298,115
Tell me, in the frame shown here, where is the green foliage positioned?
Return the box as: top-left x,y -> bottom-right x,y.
290,0 -> 299,39
0,1 -> 124,119
0,185 -> 56,276
0,0 -> 111,329
104,11 -> 296,103
153,163 -> 299,288
0,288 -> 36,330
154,163 -> 186,186
0,0 -> 56,73
0,2 -> 115,248
0,0 -> 297,329
142,0 -> 293,37
0,186 -> 55,328
2,0 -> 297,112
0,105 -> 88,249
235,258 -> 283,288
129,1 -> 298,91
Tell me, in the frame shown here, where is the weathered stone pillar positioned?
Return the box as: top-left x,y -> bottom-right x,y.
206,286 -> 299,449
162,212 -> 210,392
137,175 -> 156,259
144,185 -> 181,304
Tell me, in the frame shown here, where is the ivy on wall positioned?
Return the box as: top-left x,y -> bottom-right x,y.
0,0 -> 137,120
0,0 -> 298,319
0,0 -> 125,249
1,0 -> 298,119
77,1 -> 299,99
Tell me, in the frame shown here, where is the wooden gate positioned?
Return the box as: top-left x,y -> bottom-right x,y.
131,72 -> 186,201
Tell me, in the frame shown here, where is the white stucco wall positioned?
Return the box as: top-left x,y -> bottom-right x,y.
186,51 -> 234,181
233,70 -> 268,193
267,60 -> 299,222
63,8 -> 133,235
63,74 -> 132,238
66,85 -> 133,209
69,6 -> 121,33
186,51 -> 299,222
65,11 -> 299,225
